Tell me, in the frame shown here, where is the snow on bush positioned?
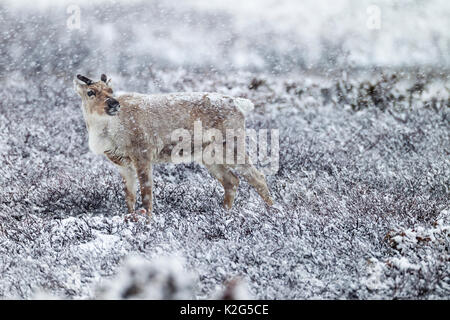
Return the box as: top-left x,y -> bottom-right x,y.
95,256 -> 195,300
0,69 -> 448,299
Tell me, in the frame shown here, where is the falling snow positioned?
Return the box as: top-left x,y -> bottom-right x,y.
0,0 -> 449,299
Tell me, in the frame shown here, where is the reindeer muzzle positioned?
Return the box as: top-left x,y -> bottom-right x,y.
106,98 -> 121,116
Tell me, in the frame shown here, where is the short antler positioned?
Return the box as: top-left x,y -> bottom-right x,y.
77,74 -> 93,85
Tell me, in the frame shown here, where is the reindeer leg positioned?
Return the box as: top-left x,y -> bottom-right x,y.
135,161 -> 153,222
231,156 -> 273,206
117,166 -> 138,221
205,164 -> 240,210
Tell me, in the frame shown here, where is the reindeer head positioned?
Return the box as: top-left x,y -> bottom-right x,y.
74,74 -> 120,116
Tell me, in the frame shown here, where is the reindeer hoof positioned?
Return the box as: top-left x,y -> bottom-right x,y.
124,208 -> 149,223
124,208 -> 152,224
223,200 -> 233,210
223,192 -> 236,210
138,208 -> 152,224
124,213 -> 138,223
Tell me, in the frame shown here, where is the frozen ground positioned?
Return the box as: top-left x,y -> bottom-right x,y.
0,0 -> 449,299
0,69 -> 448,299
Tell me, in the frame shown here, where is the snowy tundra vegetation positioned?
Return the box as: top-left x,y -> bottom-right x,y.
0,0 -> 449,299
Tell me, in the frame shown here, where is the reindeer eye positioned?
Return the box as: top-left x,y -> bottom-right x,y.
87,90 -> 95,97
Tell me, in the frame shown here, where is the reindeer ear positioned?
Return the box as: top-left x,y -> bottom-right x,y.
101,74 -> 107,83
106,78 -> 112,86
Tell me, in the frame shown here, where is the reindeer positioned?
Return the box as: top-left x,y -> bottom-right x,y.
74,74 -> 273,221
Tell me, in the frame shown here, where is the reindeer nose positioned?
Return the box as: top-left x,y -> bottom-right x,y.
107,98 -> 119,107
106,98 -> 120,116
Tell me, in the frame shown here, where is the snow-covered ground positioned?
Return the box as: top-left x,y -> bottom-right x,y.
1,69 -> 448,299
0,1 -> 449,299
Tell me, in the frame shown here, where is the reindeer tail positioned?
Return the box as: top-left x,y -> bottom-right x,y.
234,98 -> 254,116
